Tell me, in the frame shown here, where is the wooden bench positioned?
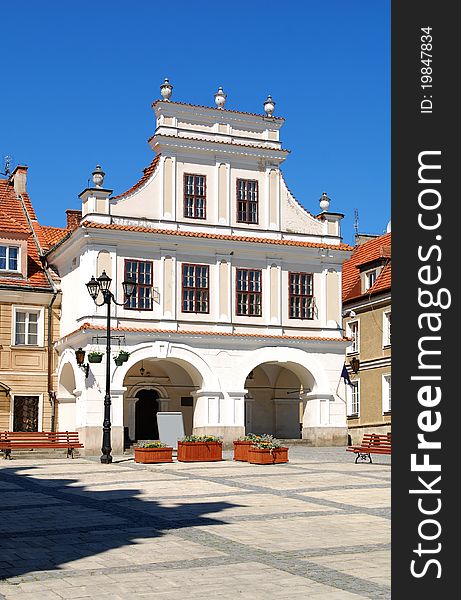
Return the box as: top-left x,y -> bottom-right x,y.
0,431 -> 84,459
346,433 -> 391,463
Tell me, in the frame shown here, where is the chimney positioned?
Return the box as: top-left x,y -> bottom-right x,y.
66,209 -> 82,230
9,165 -> 28,194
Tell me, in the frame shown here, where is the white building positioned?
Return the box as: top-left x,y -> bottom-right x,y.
47,84 -> 353,455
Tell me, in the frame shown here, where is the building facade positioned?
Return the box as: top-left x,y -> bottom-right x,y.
342,231 -> 391,444
46,87 -> 353,454
0,167 -> 62,433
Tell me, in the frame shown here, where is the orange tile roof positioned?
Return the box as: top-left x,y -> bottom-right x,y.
0,208 -> 29,234
41,225 -> 71,250
0,178 -> 52,290
80,221 -> 354,252
342,232 -> 391,302
112,154 -> 161,200
66,322 -> 349,343
152,99 -> 285,121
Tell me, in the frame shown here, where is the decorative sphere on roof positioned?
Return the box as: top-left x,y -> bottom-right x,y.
92,165 -> 105,188
160,78 -> 173,101
319,191 -> 331,212
264,95 -> 275,117
214,86 -> 227,109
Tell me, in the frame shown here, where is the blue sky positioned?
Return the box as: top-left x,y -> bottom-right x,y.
0,0 -> 390,245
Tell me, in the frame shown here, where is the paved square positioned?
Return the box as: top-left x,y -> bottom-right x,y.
0,447 -> 390,599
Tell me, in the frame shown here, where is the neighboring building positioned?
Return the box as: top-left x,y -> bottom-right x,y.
342,230 -> 391,444
0,166 -> 64,433
46,85 -> 353,455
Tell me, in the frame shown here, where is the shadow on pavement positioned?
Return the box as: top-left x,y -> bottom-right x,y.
0,463 -> 240,581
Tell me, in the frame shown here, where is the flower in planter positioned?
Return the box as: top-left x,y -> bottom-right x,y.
180,434 -> 223,443
251,435 -> 282,451
237,433 -> 266,442
87,352 -> 103,363
135,440 -> 167,448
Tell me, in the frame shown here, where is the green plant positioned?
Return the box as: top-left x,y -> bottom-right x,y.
180,434 -> 223,443
117,350 -> 130,357
136,440 -> 167,448
88,351 -> 103,358
238,433 -> 268,442
251,435 -> 282,451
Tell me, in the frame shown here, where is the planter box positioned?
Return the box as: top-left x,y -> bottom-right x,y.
177,441 -> 222,462
248,447 -> 289,465
233,440 -> 253,462
134,447 -> 173,463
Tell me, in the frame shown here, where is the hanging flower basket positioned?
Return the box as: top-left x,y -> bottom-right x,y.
177,435 -> 223,462
88,352 -> 103,363
134,441 -> 173,463
114,351 -> 130,366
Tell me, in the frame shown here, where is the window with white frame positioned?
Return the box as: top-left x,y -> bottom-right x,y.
0,245 -> 19,271
13,307 -> 43,346
347,320 -> 359,354
365,269 -> 377,290
382,374 -> 391,413
383,311 -> 391,346
348,381 -> 360,416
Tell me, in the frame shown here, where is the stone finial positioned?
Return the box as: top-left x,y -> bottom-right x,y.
214,86 -> 227,109
160,78 -> 173,101
92,165 -> 105,188
319,192 -> 331,212
263,95 -> 275,117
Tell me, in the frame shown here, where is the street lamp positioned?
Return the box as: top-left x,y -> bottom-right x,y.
85,270 -> 137,464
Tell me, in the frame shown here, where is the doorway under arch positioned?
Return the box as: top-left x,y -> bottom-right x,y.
135,389 -> 160,440
244,362 -> 313,438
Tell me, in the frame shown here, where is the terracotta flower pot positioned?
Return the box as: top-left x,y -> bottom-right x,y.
177,441 -> 222,462
248,447 -> 289,465
134,447 -> 173,463
233,440 -> 253,462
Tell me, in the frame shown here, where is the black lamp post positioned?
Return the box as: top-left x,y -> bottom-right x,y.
86,270 -> 136,464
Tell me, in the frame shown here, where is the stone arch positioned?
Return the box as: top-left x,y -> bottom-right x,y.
112,342 -> 219,392
244,362 -> 306,438
234,346 -> 328,393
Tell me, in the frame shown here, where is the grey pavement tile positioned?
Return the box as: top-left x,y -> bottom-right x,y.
0,447 -> 390,598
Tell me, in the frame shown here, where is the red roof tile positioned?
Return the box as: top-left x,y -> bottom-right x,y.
66,322 -> 349,343
112,155 -> 161,200
80,221 -> 354,252
41,226 -> 71,250
0,178 -> 52,290
342,232 -> 391,302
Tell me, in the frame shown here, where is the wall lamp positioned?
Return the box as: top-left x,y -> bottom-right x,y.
350,357 -> 360,374
75,347 -> 90,378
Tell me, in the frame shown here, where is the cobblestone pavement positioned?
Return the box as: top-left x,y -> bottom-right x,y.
0,447 -> 391,599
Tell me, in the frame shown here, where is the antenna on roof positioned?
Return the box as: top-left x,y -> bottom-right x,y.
0,155 -> 12,176
354,208 -> 359,237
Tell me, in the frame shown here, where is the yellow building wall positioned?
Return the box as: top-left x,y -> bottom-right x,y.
344,300 -> 391,444
0,300 -> 60,432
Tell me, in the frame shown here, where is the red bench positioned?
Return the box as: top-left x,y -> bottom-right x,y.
0,431 -> 83,459
346,433 -> 391,463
